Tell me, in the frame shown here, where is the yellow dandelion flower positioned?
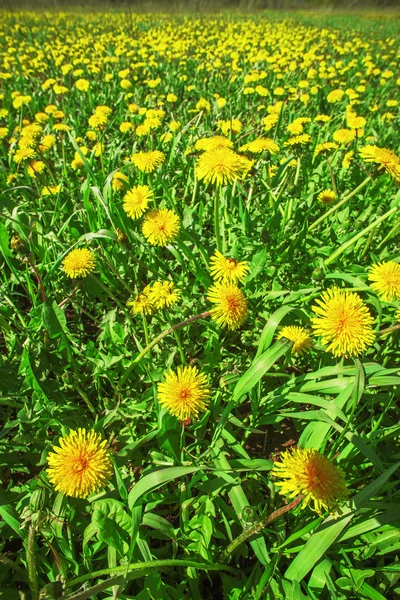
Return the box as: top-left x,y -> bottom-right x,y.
207,282 -> 248,330
41,184 -> 60,196
342,151 -> 354,169
27,161 -> 45,177
132,150 -> 165,173
262,113 -> 279,131
14,147 -> 36,163
39,134 -> 55,152
127,285 -> 155,315
217,118 -> 242,136
194,136 -> 233,152
148,281 -> 180,309
327,89 -> 344,103
196,147 -> 253,186
333,129 -> 356,144
119,121 -> 132,133
112,171 -> 129,192
284,134 -> 312,148
314,142 -> 339,158
46,428 -> 113,499
347,114 -> 366,130
157,366 -> 210,421
239,137 -> 280,155
368,261 -> 400,302
311,287 -> 375,358
123,185 -> 153,219
209,250 -> 249,284
142,209 -> 180,246
318,189 -> 337,205
273,447 -> 348,516
62,248 -> 96,278
276,326 -> 312,355
196,98 -> 211,113
359,145 -> 400,182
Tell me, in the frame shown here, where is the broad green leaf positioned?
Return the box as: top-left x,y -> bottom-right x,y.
128,466 -> 202,510
233,339 -> 291,403
255,305 -> 295,357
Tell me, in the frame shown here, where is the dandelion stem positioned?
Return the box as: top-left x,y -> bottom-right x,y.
142,314 -> 149,347
118,311 -> 211,387
376,323 -> 400,338
324,206 -> 397,267
27,257 -> 47,303
326,158 -> 338,197
309,176 -> 371,232
214,187 -> 223,253
58,286 -> 79,309
219,495 -> 303,563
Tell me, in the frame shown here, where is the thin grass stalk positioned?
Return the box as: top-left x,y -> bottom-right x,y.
309,176 -> 371,232
324,206 -> 397,266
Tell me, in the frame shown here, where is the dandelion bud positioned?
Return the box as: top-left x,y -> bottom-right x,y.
30,487 -> 48,513
10,235 -> 27,254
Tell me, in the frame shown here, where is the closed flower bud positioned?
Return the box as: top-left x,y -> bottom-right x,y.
10,235 -> 27,253
30,487 -> 48,513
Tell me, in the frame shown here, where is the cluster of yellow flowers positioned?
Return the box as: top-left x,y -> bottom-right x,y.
2,11 -> 399,525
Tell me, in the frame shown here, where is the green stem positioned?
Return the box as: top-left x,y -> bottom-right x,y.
214,186 -> 223,252
26,526 -> 39,600
27,257 -> 47,303
326,158 -> 338,197
309,176 -> 371,232
142,314 -> 149,347
71,382 -> 97,419
324,206 -> 397,267
66,559 -> 235,589
220,495 -> 303,563
359,226 -> 376,261
173,329 -> 186,364
376,323 -> 400,338
118,310 -> 211,387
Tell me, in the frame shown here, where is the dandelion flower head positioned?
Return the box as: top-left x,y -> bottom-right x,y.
62,248 -> 96,278
123,185 -> 153,219
239,137 -> 280,155
196,147 -> 253,186
318,189 -> 337,205
207,282 -> 248,330
132,150 -> 165,173
359,145 -> 400,182
311,287 -> 375,357
277,326 -> 313,355
368,261 -> 400,302
209,250 -> 249,284
194,136 -> 233,152
148,280 -> 180,309
46,428 -> 113,499
128,284 -> 155,315
273,447 -> 348,516
157,366 -> 210,421
142,208 -> 180,246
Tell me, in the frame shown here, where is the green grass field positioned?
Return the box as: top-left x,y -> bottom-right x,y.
0,9 -> 400,600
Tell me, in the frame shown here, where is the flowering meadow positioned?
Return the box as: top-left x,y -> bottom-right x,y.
1,8 -> 400,600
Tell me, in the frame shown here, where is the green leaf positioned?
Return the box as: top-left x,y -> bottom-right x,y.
255,305 -> 295,358
42,299 -> 67,339
128,466 -> 202,510
233,339 -> 291,403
